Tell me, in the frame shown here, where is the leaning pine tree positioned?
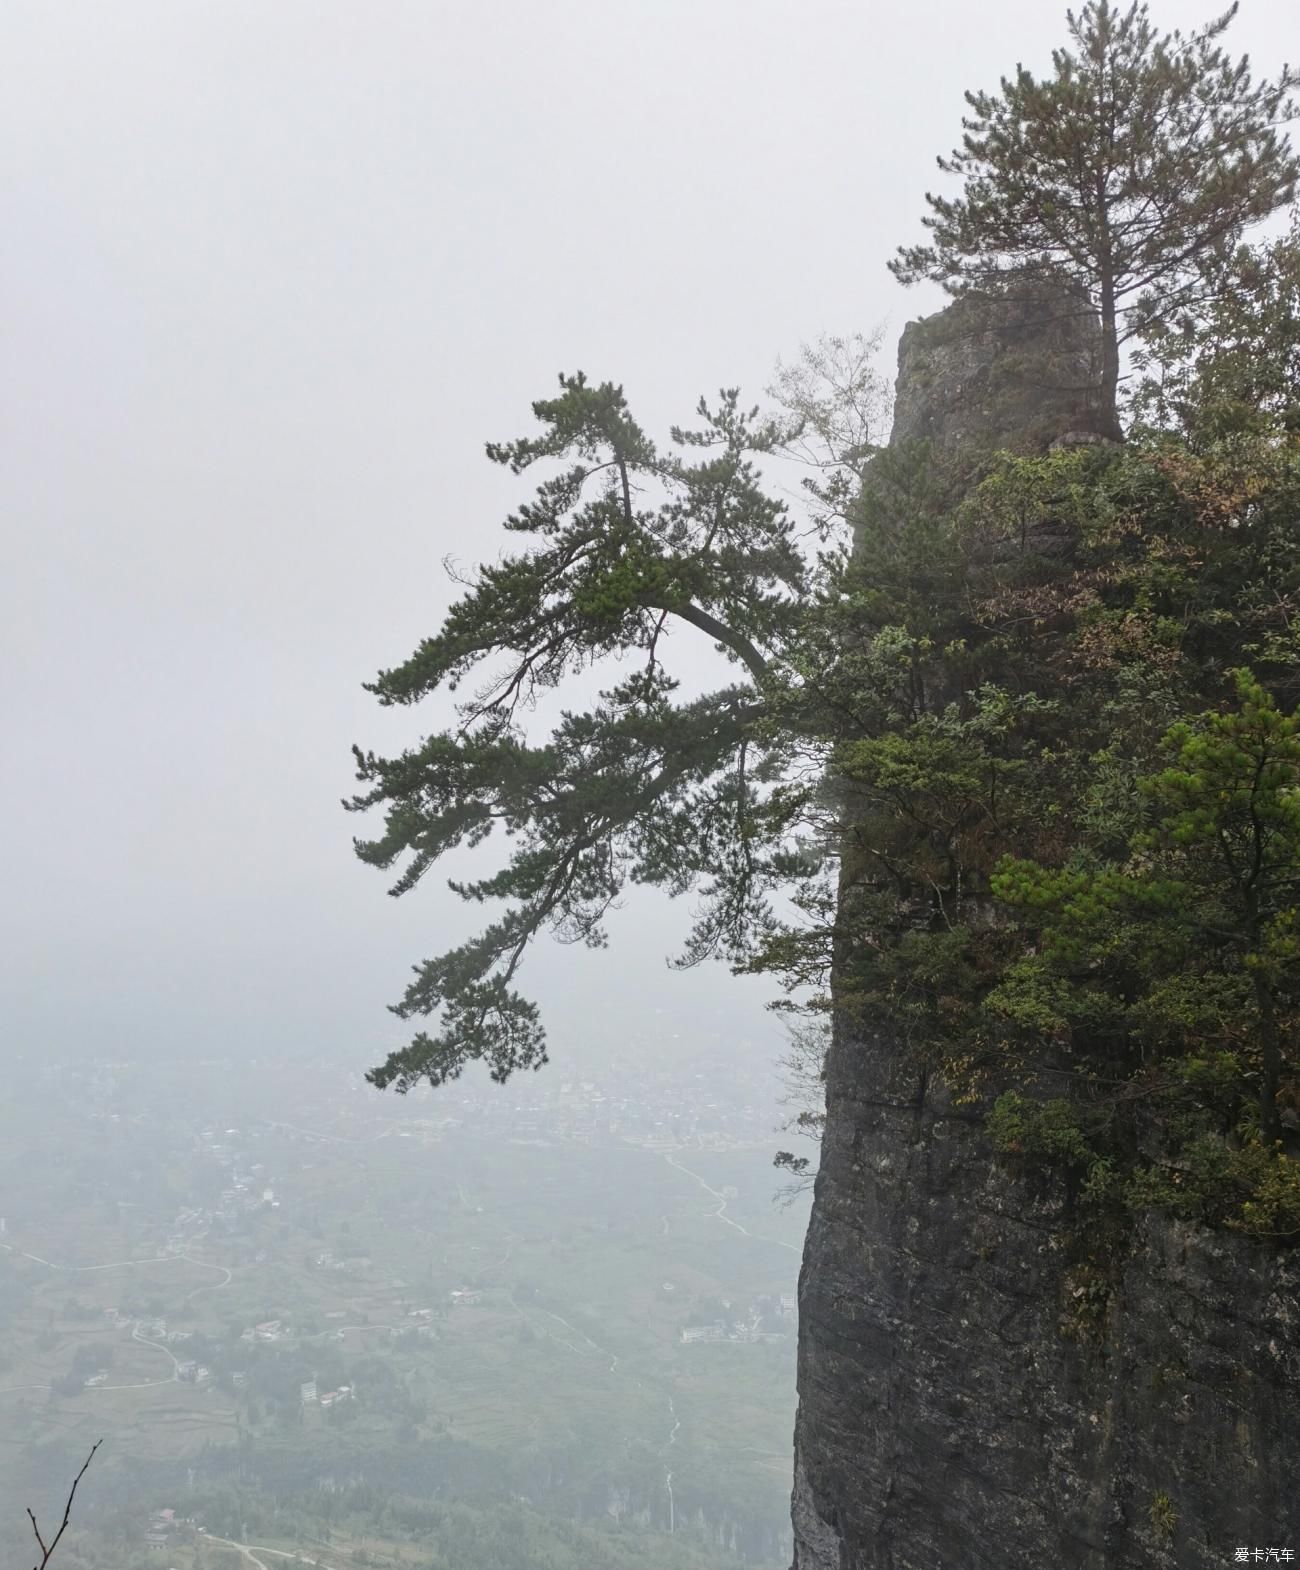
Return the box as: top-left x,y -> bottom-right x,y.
346,375 -> 855,1092
889,0 -> 1298,438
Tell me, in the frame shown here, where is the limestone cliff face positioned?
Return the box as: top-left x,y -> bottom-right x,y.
886,285 -> 1105,457
789,299 -> 1300,1570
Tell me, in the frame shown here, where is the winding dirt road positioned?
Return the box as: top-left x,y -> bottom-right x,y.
0,1241 -> 233,1395
662,1151 -> 801,1253
199,1532 -> 345,1570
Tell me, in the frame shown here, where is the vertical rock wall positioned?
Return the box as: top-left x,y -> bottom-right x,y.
789,297 -> 1300,1570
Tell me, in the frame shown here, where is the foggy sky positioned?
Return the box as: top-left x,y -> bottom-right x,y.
3,1 -> 1294,1076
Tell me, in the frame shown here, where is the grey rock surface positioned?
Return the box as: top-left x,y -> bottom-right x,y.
888,285 -> 1105,456
789,295 -> 1300,1569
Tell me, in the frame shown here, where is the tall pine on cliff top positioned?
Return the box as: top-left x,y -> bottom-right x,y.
890,1 -> 1298,438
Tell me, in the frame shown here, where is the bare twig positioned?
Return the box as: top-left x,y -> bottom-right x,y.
27,1439 -> 101,1568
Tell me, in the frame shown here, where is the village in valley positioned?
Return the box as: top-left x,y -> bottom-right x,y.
0,1033 -> 806,1567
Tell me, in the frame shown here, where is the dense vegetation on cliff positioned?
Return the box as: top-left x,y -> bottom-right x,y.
833,320 -> 1300,1239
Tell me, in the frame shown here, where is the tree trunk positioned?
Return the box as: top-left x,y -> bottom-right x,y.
1252,972 -> 1284,1146
1099,275 -> 1122,440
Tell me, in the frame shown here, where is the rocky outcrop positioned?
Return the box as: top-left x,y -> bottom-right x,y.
887,284 -> 1105,457
789,296 -> 1300,1569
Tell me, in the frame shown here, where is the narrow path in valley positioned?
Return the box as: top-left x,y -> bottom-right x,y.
0,1240 -> 187,1273
661,1151 -> 800,1253
449,1179 -> 621,1369
181,1254 -> 233,1304
54,1324 -> 187,1394
0,1333 -> 179,1398
663,1393 -> 681,1533
0,1238 -> 234,1285
536,1305 -> 619,1374
445,1148 -> 703,1530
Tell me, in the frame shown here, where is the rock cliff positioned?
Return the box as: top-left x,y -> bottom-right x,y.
789,296 -> 1300,1569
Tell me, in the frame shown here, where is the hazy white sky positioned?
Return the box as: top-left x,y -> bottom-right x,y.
3,1 -> 1294,1074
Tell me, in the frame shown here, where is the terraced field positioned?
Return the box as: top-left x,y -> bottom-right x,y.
1,1074 -> 805,1568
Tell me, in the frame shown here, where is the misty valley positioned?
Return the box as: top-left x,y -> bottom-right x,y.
0,1038 -> 805,1570
8,0 -> 1300,1563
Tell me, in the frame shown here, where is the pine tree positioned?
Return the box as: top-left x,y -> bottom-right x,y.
890,1 -> 1298,438
1132,210 -> 1300,437
346,375 -> 832,1091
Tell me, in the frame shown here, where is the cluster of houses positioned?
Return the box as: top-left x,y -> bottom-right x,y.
680,1322 -> 787,1345
311,1248 -> 371,1273
300,1379 -> 355,1409
142,1506 -> 180,1548
680,1294 -> 797,1345
134,1180 -> 277,1264
183,1131 -> 281,1234
240,1317 -> 290,1344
